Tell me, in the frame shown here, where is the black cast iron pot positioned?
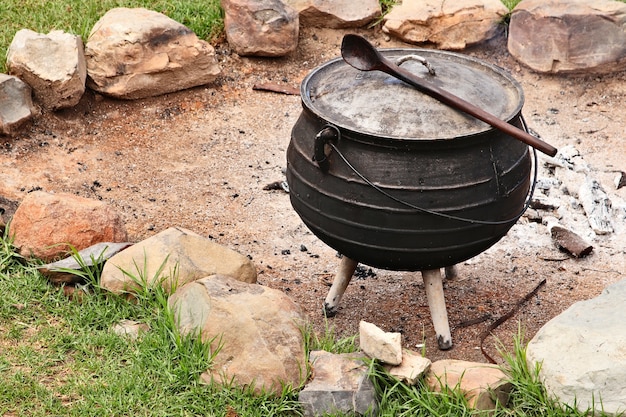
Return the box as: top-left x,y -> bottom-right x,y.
286,48 -> 532,271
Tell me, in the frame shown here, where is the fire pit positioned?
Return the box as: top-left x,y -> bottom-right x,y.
286,36 -> 555,350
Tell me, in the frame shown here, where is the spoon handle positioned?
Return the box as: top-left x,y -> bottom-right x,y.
384,61 -> 558,157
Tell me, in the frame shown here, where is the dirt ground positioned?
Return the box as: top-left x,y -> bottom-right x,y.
1,27 -> 625,364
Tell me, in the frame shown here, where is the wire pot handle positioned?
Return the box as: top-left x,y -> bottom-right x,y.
313,117 -> 538,226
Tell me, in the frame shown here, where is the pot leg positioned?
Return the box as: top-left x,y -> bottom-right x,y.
323,257 -> 358,317
422,269 -> 453,350
444,265 -> 458,280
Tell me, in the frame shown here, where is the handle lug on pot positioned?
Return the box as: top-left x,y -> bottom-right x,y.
313,125 -> 340,172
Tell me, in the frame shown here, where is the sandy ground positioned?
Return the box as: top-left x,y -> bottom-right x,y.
1,27 -> 625,363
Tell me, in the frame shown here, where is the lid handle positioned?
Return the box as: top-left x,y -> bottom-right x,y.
396,55 -> 436,76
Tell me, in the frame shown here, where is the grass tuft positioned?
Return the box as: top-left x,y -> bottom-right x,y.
302,318 -> 358,356
369,359 -> 472,417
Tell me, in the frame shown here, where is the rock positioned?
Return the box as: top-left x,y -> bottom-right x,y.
7,29 -> 86,110
359,320 -> 402,365
426,359 -> 512,410
8,191 -> 128,262
169,274 -> 307,396
85,8 -> 220,99
548,222 -> 593,258
222,0 -> 299,57
508,0 -> 626,74
527,279 -> 626,415
382,0 -> 508,50
100,227 -> 256,295
111,319 -> 150,340
384,349 -> 431,385
285,0 -> 380,28
299,350 -> 379,417
0,74 -> 36,136
38,242 -> 132,284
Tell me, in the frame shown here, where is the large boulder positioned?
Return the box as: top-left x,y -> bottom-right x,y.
0,74 -> 35,136
382,0 -> 508,50
8,191 -> 128,262
169,274 -> 307,395
85,8 -> 221,99
527,279 -> 626,416
7,29 -> 86,110
508,0 -> 626,74
100,227 -> 256,295
222,0 -> 299,57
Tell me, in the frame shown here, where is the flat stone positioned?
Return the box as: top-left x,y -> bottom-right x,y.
85,8 -> 220,99
549,223 -> 593,258
38,242 -> 132,284
508,0 -> 626,74
7,29 -> 86,110
222,0 -> 299,57
382,0 -> 508,50
299,350 -> 379,417
285,0 -> 380,28
426,359 -> 512,410
100,227 -> 257,295
527,279 -> 626,416
169,274 -> 307,396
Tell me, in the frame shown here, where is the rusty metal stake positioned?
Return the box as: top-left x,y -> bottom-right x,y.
323,257 -> 358,317
422,269 -> 453,350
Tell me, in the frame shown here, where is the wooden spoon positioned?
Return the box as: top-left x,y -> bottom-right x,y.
341,34 -> 557,157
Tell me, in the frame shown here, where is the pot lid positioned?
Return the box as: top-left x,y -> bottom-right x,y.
301,48 -> 524,140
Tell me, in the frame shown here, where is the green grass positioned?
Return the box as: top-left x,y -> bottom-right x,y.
0,231 -> 620,417
0,0 -> 224,73
0,235 -> 301,416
